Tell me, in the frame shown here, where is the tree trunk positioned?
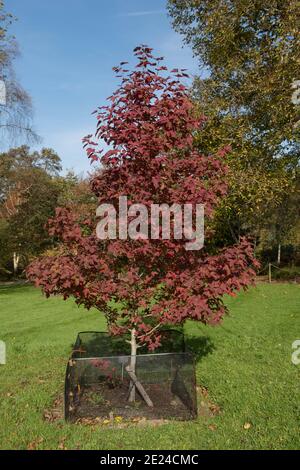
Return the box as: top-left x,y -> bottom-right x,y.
128,328 -> 137,402
277,243 -> 281,265
13,252 -> 20,276
253,236 -> 258,255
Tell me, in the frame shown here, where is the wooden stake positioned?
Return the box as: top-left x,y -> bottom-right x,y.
125,366 -> 153,407
128,329 -> 137,402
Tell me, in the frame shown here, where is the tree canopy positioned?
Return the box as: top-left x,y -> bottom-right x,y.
27,47 -> 258,351
168,0 -> 300,244
0,146 -> 61,275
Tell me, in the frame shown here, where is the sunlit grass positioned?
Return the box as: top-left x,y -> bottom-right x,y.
0,283 -> 299,449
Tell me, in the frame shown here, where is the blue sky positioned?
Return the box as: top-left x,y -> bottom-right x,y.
5,0 -> 198,175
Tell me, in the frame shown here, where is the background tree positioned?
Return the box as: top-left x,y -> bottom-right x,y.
168,0 -> 300,247
0,147 -> 96,278
27,47 -> 259,401
0,146 -> 62,276
257,174 -> 300,264
57,170 -> 97,222
0,0 -> 39,144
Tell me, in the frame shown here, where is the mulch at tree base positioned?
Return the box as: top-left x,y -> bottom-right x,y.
43,384 -> 220,427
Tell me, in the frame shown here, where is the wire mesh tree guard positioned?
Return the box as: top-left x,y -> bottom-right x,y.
64,331 -> 197,422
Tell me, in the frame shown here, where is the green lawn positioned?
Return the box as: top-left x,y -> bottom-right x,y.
0,283 -> 299,450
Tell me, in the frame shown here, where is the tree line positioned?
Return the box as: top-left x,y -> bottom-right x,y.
0,146 -> 96,279
0,0 -> 299,280
167,0 -> 299,269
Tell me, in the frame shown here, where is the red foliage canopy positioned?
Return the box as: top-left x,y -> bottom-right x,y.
27,46 -> 259,350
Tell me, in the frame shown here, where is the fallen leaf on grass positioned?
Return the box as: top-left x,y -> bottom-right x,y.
131,417 -> 142,423
43,395 -> 64,422
75,417 -> 101,426
208,424 -> 217,431
58,437 -> 67,450
27,437 -> 44,450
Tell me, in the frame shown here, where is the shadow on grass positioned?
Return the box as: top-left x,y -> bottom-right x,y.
0,281 -> 31,294
186,335 -> 215,361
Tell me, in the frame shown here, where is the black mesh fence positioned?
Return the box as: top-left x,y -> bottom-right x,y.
71,330 -> 186,358
65,331 -> 197,422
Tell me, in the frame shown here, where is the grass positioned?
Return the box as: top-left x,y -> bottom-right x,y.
0,282 -> 299,450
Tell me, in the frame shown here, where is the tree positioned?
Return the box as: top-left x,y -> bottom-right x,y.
0,147 -> 97,278
56,170 -> 97,221
0,145 -> 62,204
168,0 -> 300,243
6,172 -> 62,269
0,0 -> 39,144
212,164 -> 291,245
257,173 -> 300,264
0,146 -> 62,275
27,47 -> 258,401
